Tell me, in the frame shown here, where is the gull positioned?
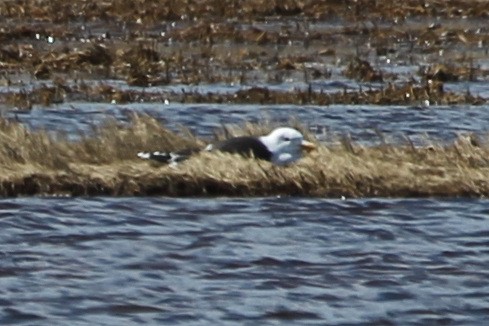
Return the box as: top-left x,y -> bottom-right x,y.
137,127 -> 316,166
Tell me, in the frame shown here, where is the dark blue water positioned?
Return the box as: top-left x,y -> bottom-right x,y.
1,197 -> 488,325
6,103 -> 489,145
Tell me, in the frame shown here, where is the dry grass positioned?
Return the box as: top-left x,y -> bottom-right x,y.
1,115 -> 488,197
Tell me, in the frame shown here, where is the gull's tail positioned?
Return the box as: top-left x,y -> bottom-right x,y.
137,148 -> 199,164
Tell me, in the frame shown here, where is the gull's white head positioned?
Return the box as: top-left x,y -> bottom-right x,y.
259,127 -> 316,166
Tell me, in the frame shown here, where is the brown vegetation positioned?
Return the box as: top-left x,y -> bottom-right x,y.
1,115 -> 488,198
1,0 -> 488,106
2,0 -> 489,23
4,79 -> 484,108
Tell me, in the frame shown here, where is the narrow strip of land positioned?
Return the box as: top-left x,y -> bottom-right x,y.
1,116 -> 487,197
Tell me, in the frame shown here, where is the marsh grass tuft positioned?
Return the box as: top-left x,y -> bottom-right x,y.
0,115 -> 488,197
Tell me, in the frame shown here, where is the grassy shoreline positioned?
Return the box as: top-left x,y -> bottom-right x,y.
1,116 -> 488,198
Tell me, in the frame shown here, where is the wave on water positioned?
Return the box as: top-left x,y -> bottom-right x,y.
0,197 -> 488,325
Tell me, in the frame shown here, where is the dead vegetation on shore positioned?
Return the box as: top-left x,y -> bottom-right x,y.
2,0 -> 489,23
1,115 -> 488,198
1,0 -> 489,107
4,77 -> 484,110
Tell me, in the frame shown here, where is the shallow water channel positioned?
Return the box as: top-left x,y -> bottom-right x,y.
6,101 -> 489,145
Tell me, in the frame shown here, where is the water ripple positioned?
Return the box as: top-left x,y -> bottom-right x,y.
8,103 -> 489,144
0,197 -> 488,324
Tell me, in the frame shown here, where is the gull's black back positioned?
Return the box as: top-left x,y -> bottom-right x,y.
215,136 -> 272,161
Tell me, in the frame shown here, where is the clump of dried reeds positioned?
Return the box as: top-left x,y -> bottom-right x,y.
0,115 -> 488,197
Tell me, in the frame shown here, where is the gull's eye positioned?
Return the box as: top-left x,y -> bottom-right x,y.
282,136 -> 290,142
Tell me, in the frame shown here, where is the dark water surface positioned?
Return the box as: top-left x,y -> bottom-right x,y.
7,102 -> 489,146
1,197 -> 488,325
